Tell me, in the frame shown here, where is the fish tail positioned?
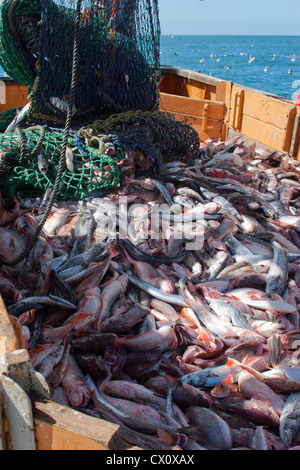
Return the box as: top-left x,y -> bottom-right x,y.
226,357 -> 265,381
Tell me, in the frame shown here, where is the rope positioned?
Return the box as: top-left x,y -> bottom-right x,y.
0,0 -> 82,267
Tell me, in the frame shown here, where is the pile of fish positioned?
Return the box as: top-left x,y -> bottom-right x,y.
1,133 -> 300,450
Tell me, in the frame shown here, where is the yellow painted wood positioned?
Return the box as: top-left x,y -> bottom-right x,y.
228,84 -> 297,152
160,92 -> 225,141
216,80 -> 232,105
160,92 -> 225,120
238,87 -> 295,129
33,400 -> 135,450
237,114 -> 289,152
0,79 -> 29,113
169,112 -> 224,142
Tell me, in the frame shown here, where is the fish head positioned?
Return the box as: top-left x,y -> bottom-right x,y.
180,372 -> 205,387
280,416 -> 299,447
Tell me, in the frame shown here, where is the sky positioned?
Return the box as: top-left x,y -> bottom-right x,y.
159,0 -> 300,35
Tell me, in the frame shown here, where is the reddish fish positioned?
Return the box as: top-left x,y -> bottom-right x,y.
94,274 -> 129,330
62,355 -> 91,407
118,325 -> 178,353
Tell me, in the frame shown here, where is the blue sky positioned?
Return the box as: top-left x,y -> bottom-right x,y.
159,0 -> 300,35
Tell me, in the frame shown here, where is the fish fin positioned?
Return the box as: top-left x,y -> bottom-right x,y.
109,244 -> 120,259
72,313 -> 91,324
226,357 -> 242,368
223,375 -> 233,384
226,357 -> 264,381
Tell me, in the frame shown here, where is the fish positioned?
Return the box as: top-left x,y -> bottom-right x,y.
37,343 -> 65,382
61,355 -> 91,407
184,406 -> 233,450
179,358 -> 242,388
279,392 -> 300,447
225,288 -> 298,314
86,374 -> 180,435
65,147 -> 75,173
3,132 -> 300,449
43,208 -> 71,235
100,305 -> 148,334
117,238 -> 187,267
118,325 -> 178,353
37,154 -> 48,175
126,272 -> 187,306
266,240 -> 288,296
94,273 -> 129,330
237,370 -> 285,415
0,227 -> 26,263
7,295 -> 77,317
74,209 -> 96,253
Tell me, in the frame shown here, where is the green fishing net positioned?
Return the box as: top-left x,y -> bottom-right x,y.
0,0 -> 200,201
0,125 -> 124,200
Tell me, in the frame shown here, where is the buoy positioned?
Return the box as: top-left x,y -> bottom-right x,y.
296,92 -> 300,106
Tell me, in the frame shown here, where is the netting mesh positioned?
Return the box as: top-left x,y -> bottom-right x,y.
26,0 -> 160,122
0,126 -> 124,199
0,0 -> 201,200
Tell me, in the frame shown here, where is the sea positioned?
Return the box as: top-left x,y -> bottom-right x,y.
0,35 -> 299,101
159,35 -> 300,101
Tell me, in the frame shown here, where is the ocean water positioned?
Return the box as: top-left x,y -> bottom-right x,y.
160,35 -> 300,100
1,35 -> 299,101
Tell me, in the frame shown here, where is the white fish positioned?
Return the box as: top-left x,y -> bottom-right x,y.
65,148 -> 75,173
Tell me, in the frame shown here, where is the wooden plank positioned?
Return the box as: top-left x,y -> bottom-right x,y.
0,80 -> 29,114
160,68 -> 221,101
216,80 -> 232,106
168,112 -> 223,141
239,87 -> 296,130
0,295 -> 19,360
33,400 -> 136,450
160,72 -> 177,95
161,66 -> 223,87
160,92 -> 225,141
237,114 -> 289,152
291,109 -> 300,161
160,92 -> 225,120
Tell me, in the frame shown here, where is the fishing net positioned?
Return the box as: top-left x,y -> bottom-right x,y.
80,110 -> 200,167
0,0 -> 161,122
0,109 -> 200,199
0,106 -> 19,131
0,0 -> 200,201
0,125 -> 124,199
